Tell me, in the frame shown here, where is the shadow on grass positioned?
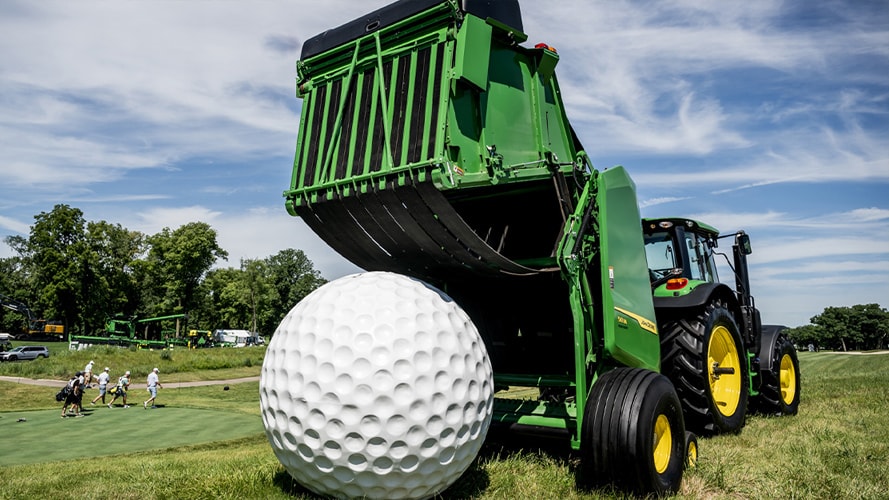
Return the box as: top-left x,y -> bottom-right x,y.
267,426 -> 588,499
273,470 -> 321,499
273,463 -> 491,500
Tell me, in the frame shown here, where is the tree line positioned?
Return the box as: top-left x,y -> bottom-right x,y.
0,204 -> 327,338
785,303 -> 888,351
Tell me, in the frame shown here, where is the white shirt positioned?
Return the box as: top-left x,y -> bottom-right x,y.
147,372 -> 159,387
97,372 -> 110,386
85,362 -> 94,373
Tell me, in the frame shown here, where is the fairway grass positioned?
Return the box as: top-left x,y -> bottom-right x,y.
0,406 -> 262,467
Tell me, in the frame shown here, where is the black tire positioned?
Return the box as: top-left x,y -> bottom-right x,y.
753,334 -> 800,415
579,368 -> 686,495
684,431 -> 698,469
660,299 -> 749,434
8,355 -> 17,361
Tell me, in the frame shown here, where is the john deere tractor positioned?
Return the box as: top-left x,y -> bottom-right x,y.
283,0 -> 800,494
643,218 -> 800,434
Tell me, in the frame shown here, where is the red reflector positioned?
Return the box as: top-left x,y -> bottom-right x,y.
665,278 -> 688,290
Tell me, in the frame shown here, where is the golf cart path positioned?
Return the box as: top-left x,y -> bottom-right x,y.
0,375 -> 260,388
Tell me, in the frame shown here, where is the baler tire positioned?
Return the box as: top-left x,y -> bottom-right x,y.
753,334 -> 800,415
579,368 -> 685,495
659,299 -> 749,435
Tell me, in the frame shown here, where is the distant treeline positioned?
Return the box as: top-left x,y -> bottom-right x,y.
0,204 -> 326,338
785,303 -> 888,351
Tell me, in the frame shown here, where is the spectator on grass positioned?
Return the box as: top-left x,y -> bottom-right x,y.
143,367 -> 163,409
84,360 -> 95,388
91,367 -> 111,405
61,372 -> 83,418
108,370 -> 131,408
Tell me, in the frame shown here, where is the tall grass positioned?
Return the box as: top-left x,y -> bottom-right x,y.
1,351 -> 887,499
0,342 -> 265,382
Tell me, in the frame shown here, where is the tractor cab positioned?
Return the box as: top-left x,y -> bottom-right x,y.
642,218 -> 721,295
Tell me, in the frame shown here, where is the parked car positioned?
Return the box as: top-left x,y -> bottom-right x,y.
0,345 -> 50,361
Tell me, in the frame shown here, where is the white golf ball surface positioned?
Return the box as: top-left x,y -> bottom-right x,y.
260,272 -> 494,499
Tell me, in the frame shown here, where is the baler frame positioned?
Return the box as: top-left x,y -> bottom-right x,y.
284,0 -> 693,493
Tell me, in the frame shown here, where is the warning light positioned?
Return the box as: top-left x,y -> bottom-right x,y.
534,43 -> 557,53
665,278 -> 689,290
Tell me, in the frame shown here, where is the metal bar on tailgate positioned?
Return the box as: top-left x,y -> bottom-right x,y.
415,182 -> 538,276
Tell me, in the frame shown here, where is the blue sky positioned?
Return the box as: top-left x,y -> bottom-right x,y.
1,1 -> 887,327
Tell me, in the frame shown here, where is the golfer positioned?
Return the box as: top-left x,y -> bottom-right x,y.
61,372 -> 83,418
90,367 -> 111,405
143,367 -> 163,409
84,360 -> 95,387
108,370 -> 131,408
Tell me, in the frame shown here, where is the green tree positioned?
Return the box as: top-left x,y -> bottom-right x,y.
199,267 -> 247,330
81,221 -> 146,330
810,304 -> 889,351
192,249 -> 325,336
240,258 -> 275,334
265,248 -> 326,334
26,205 -> 90,333
143,222 -> 228,327
0,256 -> 31,333
783,324 -> 824,351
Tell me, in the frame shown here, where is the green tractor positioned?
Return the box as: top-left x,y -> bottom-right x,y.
283,0 -> 800,494
643,218 -> 800,434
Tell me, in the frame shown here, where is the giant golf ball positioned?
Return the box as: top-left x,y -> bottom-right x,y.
260,271 -> 494,500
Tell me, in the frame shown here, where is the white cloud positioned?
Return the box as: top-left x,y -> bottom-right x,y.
639,196 -> 692,208
0,215 -> 30,235
0,0 -> 886,328
686,208 -> 889,234
209,207 -> 363,279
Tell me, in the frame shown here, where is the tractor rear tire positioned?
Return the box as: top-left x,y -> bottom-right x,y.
753,333 -> 800,415
579,368 -> 686,495
660,299 -> 749,434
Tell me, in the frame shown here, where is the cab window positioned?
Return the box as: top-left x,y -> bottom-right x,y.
644,232 -> 676,280
685,232 -> 718,282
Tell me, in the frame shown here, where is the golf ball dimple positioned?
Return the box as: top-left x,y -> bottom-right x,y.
260,272 -> 494,500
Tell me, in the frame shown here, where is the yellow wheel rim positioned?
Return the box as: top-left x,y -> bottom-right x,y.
686,439 -> 698,469
779,353 -> 797,405
708,325 -> 742,416
653,414 -> 672,473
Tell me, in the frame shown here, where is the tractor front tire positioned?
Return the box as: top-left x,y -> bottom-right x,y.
753,333 -> 801,415
579,368 -> 686,495
684,431 -> 698,469
660,299 -> 749,434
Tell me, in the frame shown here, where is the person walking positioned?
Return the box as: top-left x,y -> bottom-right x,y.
143,367 -> 163,409
108,370 -> 131,408
75,370 -> 86,409
84,360 -> 95,388
90,367 -> 111,405
61,372 -> 83,418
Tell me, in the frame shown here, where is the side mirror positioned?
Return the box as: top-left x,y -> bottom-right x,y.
736,233 -> 752,255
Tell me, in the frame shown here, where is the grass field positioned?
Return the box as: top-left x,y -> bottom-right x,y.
0,340 -> 265,383
1,349 -> 887,499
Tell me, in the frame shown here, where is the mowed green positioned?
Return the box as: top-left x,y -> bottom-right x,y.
0,406 -> 262,466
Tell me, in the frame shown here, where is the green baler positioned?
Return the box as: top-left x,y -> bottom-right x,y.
283,0 -> 798,494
